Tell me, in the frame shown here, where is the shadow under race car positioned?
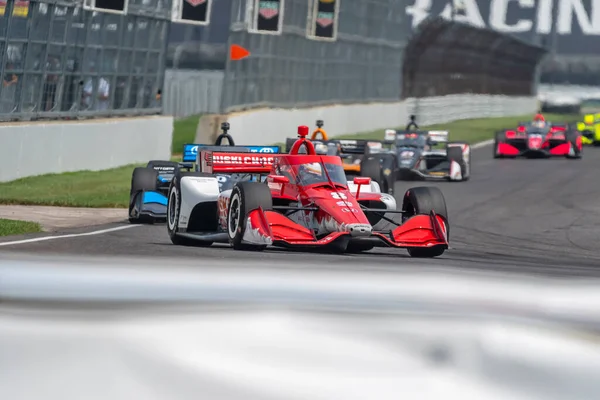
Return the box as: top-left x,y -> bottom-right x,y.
128,122 -> 281,224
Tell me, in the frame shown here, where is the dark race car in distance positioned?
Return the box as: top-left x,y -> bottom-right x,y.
383,129 -> 471,182
493,120 -> 582,159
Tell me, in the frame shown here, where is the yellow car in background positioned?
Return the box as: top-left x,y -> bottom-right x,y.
577,114 -> 600,146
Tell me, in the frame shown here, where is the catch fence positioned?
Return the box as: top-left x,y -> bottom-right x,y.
0,0 -> 168,121
0,0 -> 551,121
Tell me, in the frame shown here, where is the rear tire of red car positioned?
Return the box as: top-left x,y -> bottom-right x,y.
360,157 -> 389,194
402,186 -> 448,258
227,181 -> 273,251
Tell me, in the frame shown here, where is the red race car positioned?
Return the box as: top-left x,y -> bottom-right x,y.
494,119 -> 582,159
167,126 -> 449,257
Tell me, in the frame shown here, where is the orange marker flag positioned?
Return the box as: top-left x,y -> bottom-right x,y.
230,44 -> 250,61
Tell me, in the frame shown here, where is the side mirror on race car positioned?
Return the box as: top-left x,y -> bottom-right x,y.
353,177 -> 371,186
268,175 -> 289,184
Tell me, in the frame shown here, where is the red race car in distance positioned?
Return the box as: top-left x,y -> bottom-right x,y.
167,126 -> 449,257
493,120 -> 582,159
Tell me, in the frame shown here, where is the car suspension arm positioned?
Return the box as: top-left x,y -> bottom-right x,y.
272,205 -> 320,217
360,206 -> 404,227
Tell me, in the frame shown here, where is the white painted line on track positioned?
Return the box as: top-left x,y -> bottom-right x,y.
0,225 -> 139,247
472,139 -> 494,149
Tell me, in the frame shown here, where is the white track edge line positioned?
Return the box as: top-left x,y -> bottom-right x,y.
0,225 -> 139,247
471,139 -> 494,149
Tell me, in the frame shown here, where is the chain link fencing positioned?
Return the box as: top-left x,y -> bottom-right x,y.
0,0 -> 168,121
0,0 -> 551,122
219,0 -> 408,113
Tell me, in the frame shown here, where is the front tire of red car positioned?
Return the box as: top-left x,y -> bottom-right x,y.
402,186 -> 448,258
227,182 -> 272,251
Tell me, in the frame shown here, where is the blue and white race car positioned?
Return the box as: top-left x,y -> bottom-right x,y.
128,122 -> 280,224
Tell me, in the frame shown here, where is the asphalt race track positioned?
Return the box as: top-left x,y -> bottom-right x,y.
2,144 -> 600,277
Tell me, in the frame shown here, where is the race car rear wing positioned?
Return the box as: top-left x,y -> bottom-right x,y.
384,129 -> 449,144
182,143 -> 280,163
427,130 -> 449,143
336,139 -> 368,154
284,138 -> 385,155
200,150 -> 275,174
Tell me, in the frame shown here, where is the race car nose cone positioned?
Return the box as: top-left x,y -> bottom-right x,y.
347,223 -> 372,237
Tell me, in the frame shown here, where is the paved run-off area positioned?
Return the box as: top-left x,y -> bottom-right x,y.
0,206 -> 126,231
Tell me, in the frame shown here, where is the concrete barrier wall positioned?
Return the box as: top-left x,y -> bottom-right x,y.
163,69 -> 224,118
225,95 -> 538,145
0,116 -> 173,182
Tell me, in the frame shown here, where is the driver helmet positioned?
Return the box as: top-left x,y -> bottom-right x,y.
584,115 -> 594,125
299,162 -> 322,179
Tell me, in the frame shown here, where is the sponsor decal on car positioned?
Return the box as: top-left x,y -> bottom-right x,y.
212,154 -> 275,166
330,192 -> 347,200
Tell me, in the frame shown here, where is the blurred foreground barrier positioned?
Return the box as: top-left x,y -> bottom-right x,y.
0,254 -> 599,400
1,254 -> 600,324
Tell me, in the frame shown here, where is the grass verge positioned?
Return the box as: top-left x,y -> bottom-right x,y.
0,113 -> 584,208
172,114 -> 202,155
0,218 -> 43,237
0,164 -> 142,208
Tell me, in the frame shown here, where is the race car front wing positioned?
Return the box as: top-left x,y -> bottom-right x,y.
242,207 -> 448,251
129,190 -> 168,223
